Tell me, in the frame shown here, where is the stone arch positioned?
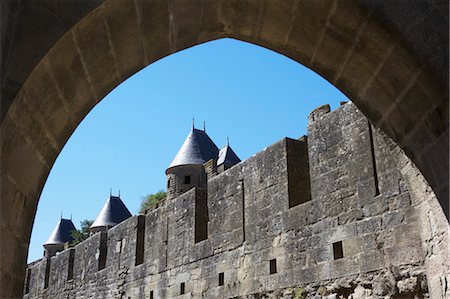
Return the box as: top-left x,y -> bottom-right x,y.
1,0 -> 448,297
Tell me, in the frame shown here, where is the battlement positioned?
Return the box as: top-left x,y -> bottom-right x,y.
24,103 -> 435,298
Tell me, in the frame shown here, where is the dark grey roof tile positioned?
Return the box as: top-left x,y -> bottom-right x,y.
44,218 -> 76,245
90,196 -> 132,230
217,145 -> 241,166
167,128 -> 219,171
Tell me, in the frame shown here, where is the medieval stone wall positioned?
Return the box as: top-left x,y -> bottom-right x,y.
23,103 -> 448,298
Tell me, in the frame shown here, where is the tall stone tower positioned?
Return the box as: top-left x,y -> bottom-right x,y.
166,127 -> 219,200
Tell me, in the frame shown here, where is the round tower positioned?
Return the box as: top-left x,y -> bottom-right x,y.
43,218 -> 76,257
90,193 -> 132,233
166,127 -> 218,200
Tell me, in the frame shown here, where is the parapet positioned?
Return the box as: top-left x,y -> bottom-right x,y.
308,104 -> 330,123
25,103 -> 443,298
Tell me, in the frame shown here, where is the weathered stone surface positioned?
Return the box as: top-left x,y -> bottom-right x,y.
102,0 -> 145,80
23,103 -> 449,298
2,3 -> 449,296
71,7 -> 121,101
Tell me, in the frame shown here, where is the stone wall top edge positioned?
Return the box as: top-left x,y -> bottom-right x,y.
206,138 -> 288,188
308,101 -> 358,125
26,138 -> 291,269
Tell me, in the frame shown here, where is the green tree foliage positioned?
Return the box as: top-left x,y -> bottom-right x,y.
139,190 -> 166,213
70,219 -> 94,246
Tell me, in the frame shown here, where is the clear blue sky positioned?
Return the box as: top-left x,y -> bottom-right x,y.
28,38 -> 348,262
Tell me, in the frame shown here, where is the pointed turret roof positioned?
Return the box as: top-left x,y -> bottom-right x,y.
44,218 -> 76,246
217,144 -> 241,167
90,195 -> 132,230
167,128 -> 219,173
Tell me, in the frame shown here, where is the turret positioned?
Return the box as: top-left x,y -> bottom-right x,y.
90,194 -> 132,233
166,126 -> 218,200
43,218 -> 76,257
217,140 -> 241,173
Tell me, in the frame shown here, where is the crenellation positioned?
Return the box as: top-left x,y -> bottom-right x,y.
24,103 -> 449,298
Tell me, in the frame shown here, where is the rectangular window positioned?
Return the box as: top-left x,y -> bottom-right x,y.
150,290 -> 153,299
184,175 -> 191,184
194,189 -> 208,243
98,231 -> 108,270
333,241 -> 344,260
44,258 -> 51,289
67,248 -> 75,280
218,272 -> 224,286
180,282 -> 185,295
135,215 -> 145,266
269,259 -> 277,274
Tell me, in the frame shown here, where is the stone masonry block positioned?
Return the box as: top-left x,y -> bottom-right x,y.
102,0 -> 145,80
285,0 -> 334,63
357,217 -> 382,235
72,8 -> 121,100
383,211 -> 405,229
258,0 -> 298,47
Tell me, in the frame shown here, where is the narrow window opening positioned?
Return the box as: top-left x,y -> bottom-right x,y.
167,178 -> 171,188
333,241 -> 344,260
44,258 -> 51,289
98,231 -> 108,270
218,272 -> 224,286
240,179 -> 246,242
180,282 -> 185,295
194,189 -> 208,243
269,259 -> 277,274
184,175 -> 191,184
135,215 -> 145,266
164,219 -> 169,268
67,248 -> 75,280
25,268 -> 31,294
150,291 -> 154,299
368,123 -> 380,196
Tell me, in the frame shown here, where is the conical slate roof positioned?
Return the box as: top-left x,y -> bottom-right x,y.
167,128 -> 219,172
90,196 -> 132,230
44,218 -> 76,246
217,145 -> 241,166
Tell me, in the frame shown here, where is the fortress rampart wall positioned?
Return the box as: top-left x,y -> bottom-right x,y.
24,103 -> 448,298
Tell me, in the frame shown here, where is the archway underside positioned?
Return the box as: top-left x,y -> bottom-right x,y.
1,0 -> 448,297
